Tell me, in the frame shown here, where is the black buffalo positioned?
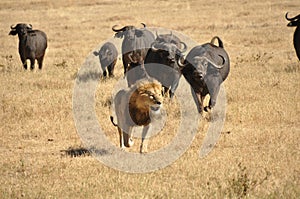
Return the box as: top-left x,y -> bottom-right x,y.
112,23 -> 155,81
286,12 -> 300,60
93,42 -> 118,77
144,32 -> 187,98
9,23 -> 47,70
180,36 -> 230,114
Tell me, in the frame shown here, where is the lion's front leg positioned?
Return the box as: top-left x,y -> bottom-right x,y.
140,125 -> 151,153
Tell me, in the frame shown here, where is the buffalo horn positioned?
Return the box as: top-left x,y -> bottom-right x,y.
285,12 -> 300,21
155,31 -> 162,40
151,42 -> 161,52
204,56 -> 224,69
179,42 -> 187,53
112,25 -> 126,32
177,56 -> 186,67
219,55 -> 225,65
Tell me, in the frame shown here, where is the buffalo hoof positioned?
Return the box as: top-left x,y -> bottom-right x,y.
103,71 -> 107,77
205,105 -> 214,112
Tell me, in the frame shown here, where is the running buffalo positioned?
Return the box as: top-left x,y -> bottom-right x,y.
9,23 -> 47,70
112,23 -> 155,80
179,36 -> 230,114
144,32 -> 187,98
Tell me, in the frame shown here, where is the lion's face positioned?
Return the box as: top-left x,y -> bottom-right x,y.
132,80 -> 163,114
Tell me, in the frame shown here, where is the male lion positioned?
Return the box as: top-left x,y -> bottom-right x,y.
110,78 -> 163,153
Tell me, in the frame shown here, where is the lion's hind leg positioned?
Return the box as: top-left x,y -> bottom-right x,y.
123,126 -> 134,147
118,127 -> 125,149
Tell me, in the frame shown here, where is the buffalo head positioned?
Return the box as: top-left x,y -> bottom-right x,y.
9,23 -> 32,36
196,56 -> 223,79
112,23 -> 146,40
150,32 -> 187,64
178,54 -> 225,81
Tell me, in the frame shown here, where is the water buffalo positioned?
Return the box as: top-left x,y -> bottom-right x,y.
9,23 -> 47,70
112,23 -> 155,82
144,32 -> 187,98
286,12 -> 300,60
179,36 -> 230,114
93,42 -> 118,77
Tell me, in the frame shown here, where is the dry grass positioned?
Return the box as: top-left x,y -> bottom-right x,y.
0,0 -> 300,198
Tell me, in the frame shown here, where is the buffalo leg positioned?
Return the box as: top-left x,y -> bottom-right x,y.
163,87 -> 170,98
37,55 -> 45,70
169,78 -> 180,99
169,89 -> 175,99
122,55 -> 128,75
197,93 -> 205,114
191,88 -> 204,114
206,85 -> 221,111
107,62 -> 115,77
103,70 -> 107,77
29,57 -> 35,70
21,56 -> 27,70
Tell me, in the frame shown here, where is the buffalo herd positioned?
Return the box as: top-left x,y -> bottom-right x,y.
9,12 -> 299,115
110,23 -> 230,113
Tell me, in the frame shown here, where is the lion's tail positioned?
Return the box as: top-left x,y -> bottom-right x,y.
110,116 -> 118,127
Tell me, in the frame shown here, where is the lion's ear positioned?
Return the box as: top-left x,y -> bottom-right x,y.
139,91 -> 148,96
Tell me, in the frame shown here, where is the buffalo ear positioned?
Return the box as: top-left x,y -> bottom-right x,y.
135,30 -> 144,37
93,51 -> 99,56
9,30 -> 17,36
114,32 -> 124,38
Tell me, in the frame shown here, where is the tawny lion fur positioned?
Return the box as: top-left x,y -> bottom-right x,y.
111,78 -> 163,153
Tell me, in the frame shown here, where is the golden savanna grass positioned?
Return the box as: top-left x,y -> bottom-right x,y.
0,0 -> 299,198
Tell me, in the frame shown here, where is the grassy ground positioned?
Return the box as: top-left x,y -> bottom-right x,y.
0,0 -> 299,198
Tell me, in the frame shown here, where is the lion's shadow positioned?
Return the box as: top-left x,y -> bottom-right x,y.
61,147 -> 109,157
60,147 -> 90,157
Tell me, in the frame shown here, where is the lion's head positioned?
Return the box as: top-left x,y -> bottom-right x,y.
129,79 -> 163,126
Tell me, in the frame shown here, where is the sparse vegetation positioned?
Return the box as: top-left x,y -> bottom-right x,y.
54,59 -> 68,69
225,162 -> 271,198
285,63 -> 300,73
